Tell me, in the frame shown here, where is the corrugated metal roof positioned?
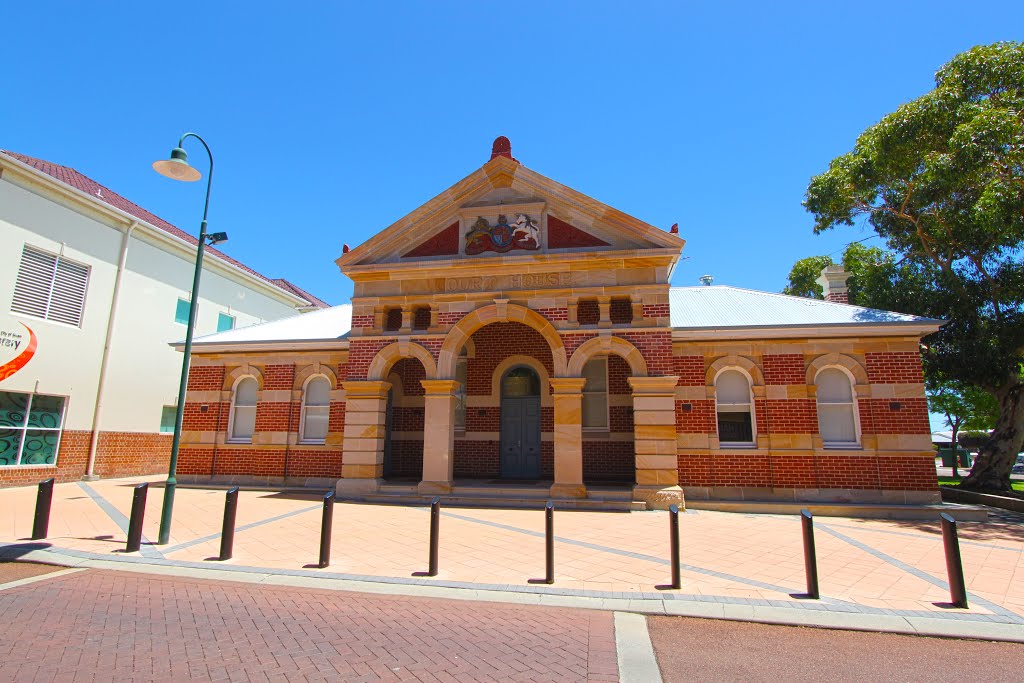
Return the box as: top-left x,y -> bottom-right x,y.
192,304 -> 352,344
670,286 -> 939,329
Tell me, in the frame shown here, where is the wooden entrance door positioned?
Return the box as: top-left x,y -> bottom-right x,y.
500,367 -> 542,479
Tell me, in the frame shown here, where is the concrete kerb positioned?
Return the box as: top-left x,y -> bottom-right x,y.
2,543 -> 1022,645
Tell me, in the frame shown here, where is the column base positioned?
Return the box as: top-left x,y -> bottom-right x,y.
633,485 -> 685,510
335,477 -> 383,496
549,483 -> 587,499
418,480 -> 453,495
81,474 -> 101,482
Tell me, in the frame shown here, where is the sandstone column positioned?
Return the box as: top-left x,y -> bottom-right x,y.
550,377 -> 588,498
419,379 -> 460,494
336,380 -> 391,495
629,376 -> 684,509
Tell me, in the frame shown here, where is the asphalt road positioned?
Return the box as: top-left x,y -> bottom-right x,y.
648,615 -> 1023,682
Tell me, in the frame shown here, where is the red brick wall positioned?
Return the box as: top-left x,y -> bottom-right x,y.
582,441 -> 634,482
347,339 -> 392,380
765,399 -> 818,434
177,446 -> 343,480
763,354 -> 805,385
454,440 -> 499,478
263,364 -> 295,390
351,314 -> 374,329
403,222 -> 459,258
610,298 -> 633,325
547,216 -> 610,248
388,440 -> 423,478
865,398 -> 930,434
865,351 -> 925,384
391,358 -> 426,396
642,303 -> 670,319
0,430 -> 171,488
413,307 -> 432,331
676,453 -> 936,491
534,307 -> 568,322
619,331 -> 674,377
676,400 -> 715,433
577,300 -> 600,325
255,402 -> 293,432
438,310 -> 467,326
466,323 -> 554,394
187,366 -> 225,391
674,356 -> 705,386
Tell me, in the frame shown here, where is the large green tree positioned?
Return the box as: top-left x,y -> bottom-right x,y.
927,377 -> 998,477
783,242 -> 891,304
803,42 -> 1024,493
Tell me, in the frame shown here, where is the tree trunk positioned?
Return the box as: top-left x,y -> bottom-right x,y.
961,379 -> 1024,493
950,420 -> 960,479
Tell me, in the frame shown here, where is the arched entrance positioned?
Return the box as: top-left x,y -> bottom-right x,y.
500,366 -> 542,479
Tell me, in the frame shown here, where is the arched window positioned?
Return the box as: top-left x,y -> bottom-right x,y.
816,368 -> 859,447
582,357 -> 609,430
716,369 -> 754,446
300,375 -> 331,443
229,376 -> 258,442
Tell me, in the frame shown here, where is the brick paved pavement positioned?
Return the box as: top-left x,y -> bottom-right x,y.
0,477 -> 1022,623
0,569 -> 618,682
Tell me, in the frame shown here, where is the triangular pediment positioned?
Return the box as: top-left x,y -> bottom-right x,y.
338,148 -> 685,272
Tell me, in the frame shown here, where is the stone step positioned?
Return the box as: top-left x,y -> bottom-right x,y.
686,499 -> 988,521
351,492 -> 646,512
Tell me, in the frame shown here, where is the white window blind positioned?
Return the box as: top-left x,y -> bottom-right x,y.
582,357 -> 609,429
230,377 -> 258,441
11,246 -> 90,327
300,376 -> 331,443
816,368 -> 859,446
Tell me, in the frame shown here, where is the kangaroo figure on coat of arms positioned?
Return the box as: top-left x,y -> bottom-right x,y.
465,213 -> 540,255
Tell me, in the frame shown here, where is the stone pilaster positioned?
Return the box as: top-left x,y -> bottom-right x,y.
550,377 -> 588,498
418,379 -> 460,494
629,376 -> 684,509
336,380 -> 391,495
597,296 -> 612,328
400,306 -> 413,333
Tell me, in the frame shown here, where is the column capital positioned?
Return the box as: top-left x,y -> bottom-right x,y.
420,379 -> 461,396
549,377 -> 588,393
341,380 -> 392,398
628,376 -> 679,394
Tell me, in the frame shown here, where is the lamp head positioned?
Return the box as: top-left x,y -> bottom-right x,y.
152,147 -> 201,182
206,231 -> 229,246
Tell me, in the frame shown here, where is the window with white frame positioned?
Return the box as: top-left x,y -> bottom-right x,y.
716,369 -> 755,445
217,312 -> 235,332
229,377 -> 258,442
11,245 -> 90,327
0,391 -> 66,466
815,368 -> 859,447
454,354 -> 468,430
582,357 -> 609,430
300,376 -> 331,443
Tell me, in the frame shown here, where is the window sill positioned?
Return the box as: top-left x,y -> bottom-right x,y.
0,463 -> 58,469
298,440 -> 327,446
226,438 -> 252,445
822,444 -> 863,450
719,442 -> 757,449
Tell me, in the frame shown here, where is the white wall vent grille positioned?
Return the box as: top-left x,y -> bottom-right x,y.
11,245 -> 90,327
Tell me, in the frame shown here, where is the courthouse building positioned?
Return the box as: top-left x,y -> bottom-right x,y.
177,138 -> 942,509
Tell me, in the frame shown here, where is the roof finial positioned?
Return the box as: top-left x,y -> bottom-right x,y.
342,243 -> 350,254
490,136 -> 513,161
669,223 -> 678,234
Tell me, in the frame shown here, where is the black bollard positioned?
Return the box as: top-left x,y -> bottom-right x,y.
940,513 -> 968,608
125,483 -> 149,553
544,500 -> 555,584
318,490 -> 335,568
31,478 -> 55,540
669,504 -> 681,589
219,487 -> 239,561
800,509 -> 819,599
428,496 -> 440,576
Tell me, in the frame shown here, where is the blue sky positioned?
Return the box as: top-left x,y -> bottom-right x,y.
5,2 -> 1020,309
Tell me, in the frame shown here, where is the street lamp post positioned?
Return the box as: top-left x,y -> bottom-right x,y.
152,133 -> 228,545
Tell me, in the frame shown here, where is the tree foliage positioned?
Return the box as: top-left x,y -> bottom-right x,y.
803,42 -> 1024,492
783,243 -> 893,306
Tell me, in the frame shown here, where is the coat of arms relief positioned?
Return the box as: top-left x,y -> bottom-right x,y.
464,214 -> 540,255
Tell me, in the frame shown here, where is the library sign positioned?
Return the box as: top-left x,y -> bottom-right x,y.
0,313 -> 37,381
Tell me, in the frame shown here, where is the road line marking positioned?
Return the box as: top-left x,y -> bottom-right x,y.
615,612 -> 662,683
0,567 -> 86,592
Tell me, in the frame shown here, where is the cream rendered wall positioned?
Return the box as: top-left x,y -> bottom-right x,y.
0,172 -> 307,437
101,234 -> 300,432
0,181 -> 119,430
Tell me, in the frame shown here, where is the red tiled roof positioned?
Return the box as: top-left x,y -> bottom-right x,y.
1,150 -> 327,309
270,278 -> 331,309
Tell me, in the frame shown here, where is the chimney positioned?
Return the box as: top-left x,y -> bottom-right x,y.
817,265 -> 850,303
